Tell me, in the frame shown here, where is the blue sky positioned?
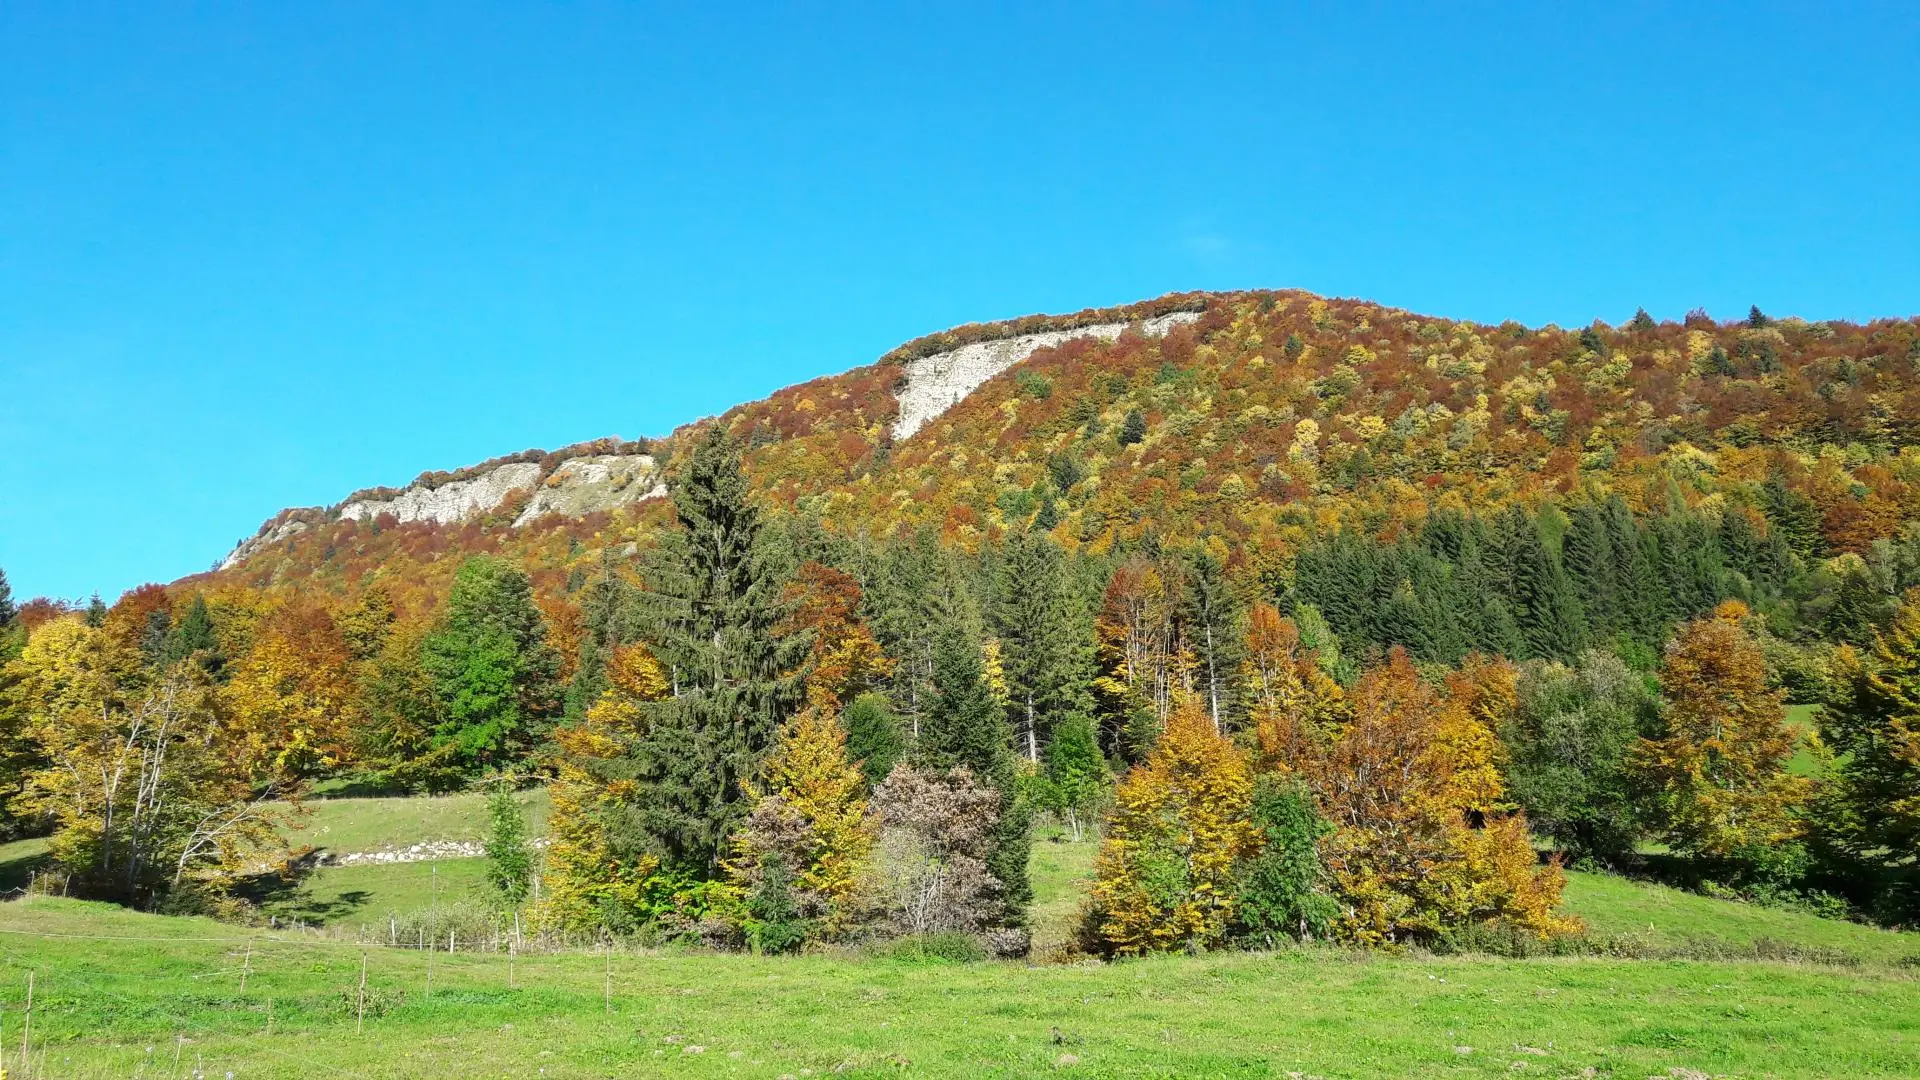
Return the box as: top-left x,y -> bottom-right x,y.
3,2 -> 1916,602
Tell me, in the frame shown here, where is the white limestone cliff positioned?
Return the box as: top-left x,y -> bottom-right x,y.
890,311 -> 1200,441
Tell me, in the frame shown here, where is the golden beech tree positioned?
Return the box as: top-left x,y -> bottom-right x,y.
220,599 -> 361,777
1242,603 -> 1348,770
1088,695 -> 1259,955
1291,649 -> 1575,945
10,616 -> 294,904
539,643 -> 670,932
1630,601 -> 1812,861
725,705 -> 874,934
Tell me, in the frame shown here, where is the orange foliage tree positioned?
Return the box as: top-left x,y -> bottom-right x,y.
1282,649 -> 1576,945
1630,601 -> 1812,867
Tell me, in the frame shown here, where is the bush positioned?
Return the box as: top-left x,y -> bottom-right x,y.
1230,777 -> 1336,945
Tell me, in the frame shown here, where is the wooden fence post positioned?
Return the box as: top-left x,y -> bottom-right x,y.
239,940 -> 253,992
19,970 -> 32,1072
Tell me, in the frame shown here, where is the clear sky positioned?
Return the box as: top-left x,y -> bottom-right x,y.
3,2 -> 1916,603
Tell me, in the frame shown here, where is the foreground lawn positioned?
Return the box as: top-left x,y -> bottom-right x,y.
0,898 -> 1915,1079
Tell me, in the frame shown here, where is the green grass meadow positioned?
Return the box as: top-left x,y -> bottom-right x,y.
2,791 -> 1918,1077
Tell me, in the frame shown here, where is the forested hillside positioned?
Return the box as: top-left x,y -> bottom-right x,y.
4,288 -> 1920,957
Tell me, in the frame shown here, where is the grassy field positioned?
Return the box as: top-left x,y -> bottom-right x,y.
4,794 -> 1918,1076
288,788 -> 550,854
1,897 -> 1916,1078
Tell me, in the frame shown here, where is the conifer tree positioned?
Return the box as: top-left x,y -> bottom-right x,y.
1498,509 -> 1586,661
840,691 -> 905,789
0,567 -> 13,627
1118,408 -> 1148,446
914,616 -> 1030,926
624,425 -> 808,873
163,594 -> 222,675
993,529 -> 1094,760
1820,594 -> 1920,920
564,549 -> 641,721
1181,550 -> 1242,730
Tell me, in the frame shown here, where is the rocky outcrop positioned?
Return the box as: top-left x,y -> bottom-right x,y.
891,310 -> 1201,440
339,461 -> 543,526
513,454 -> 665,526
218,514 -> 318,571
217,452 -> 669,570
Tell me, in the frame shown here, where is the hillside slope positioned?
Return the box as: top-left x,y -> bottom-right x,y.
199,289 -> 1920,608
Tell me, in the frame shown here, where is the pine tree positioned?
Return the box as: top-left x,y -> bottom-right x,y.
1820,594 -> 1920,920
993,529 -> 1095,760
623,426 -> 808,873
564,550 -> 640,721
1560,504 -> 1619,638
1181,550 -> 1242,729
164,595 -> 222,675
1630,307 -> 1657,332
1762,477 -> 1825,561
1118,408 -> 1148,447
0,567 -> 13,627
914,616 -> 1030,926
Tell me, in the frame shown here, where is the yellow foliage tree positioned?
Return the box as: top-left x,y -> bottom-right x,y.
1088,695 -> 1258,955
1630,601 -> 1812,862
538,644 -> 669,932
725,705 -> 874,934
1291,649 -> 1576,945
1242,602 -> 1348,770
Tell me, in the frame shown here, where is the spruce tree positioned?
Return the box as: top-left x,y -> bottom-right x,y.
164,594 -> 222,676
840,691 -> 905,789
993,529 -> 1095,760
1118,408 -> 1148,446
1498,509 -> 1586,661
0,567 -> 13,627
563,549 -> 641,721
624,426 -> 808,873
1560,504 -> 1619,638
914,616 -> 1031,926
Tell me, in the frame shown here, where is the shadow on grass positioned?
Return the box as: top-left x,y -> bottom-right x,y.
0,846 -> 52,893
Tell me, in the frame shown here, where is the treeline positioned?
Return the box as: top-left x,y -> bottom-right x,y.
3,429 -> 1919,949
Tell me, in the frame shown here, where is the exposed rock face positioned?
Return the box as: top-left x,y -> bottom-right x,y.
513,454 -> 665,526
218,452 -> 669,570
891,311 -> 1201,441
338,461 -> 543,526
218,516 -> 314,572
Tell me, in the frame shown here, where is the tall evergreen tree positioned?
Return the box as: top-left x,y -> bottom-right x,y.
913,615 -> 1031,926
0,567 -> 13,627
164,594 -> 222,676
621,426 -> 808,873
993,529 -> 1095,759
1181,550 -> 1242,730
1498,509 -> 1586,661
1560,504 -> 1619,638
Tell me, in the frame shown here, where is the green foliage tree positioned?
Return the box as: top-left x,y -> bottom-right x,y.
1502,648 -> 1658,865
622,425 -> 808,873
420,555 -> 561,772
1040,711 -> 1107,840
1118,408 -> 1147,446
1819,594 -> 1920,921
1231,775 -> 1335,944
993,529 -> 1095,761
840,691 -> 904,789
484,784 -> 535,906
